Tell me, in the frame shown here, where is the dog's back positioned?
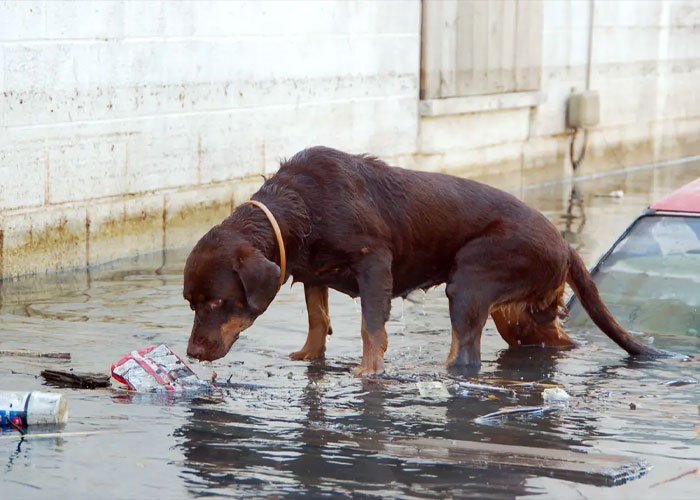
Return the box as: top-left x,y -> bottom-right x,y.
267,146 -> 559,295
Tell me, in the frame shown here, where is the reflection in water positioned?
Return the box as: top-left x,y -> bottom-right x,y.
560,184 -> 586,245
175,365 -> 559,498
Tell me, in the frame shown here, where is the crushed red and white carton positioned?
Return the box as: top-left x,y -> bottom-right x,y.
111,344 -> 213,393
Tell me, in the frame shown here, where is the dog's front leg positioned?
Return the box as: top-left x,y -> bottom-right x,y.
290,285 -> 332,361
353,249 -> 392,376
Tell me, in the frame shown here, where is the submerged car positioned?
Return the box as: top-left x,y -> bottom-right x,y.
567,177 -> 700,337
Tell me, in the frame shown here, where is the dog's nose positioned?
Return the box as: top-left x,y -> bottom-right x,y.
186,342 -> 205,360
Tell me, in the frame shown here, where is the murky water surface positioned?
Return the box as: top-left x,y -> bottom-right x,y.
1,161 -> 699,498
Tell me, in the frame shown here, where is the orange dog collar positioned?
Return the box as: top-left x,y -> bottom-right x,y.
243,200 -> 286,289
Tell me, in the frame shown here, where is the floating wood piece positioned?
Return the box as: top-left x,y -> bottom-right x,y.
650,467 -> 700,488
455,381 -> 516,394
212,381 -> 275,390
478,377 -> 563,389
445,375 -> 562,394
41,370 -> 111,389
664,379 -> 699,387
0,350 -> 71,360
378,437 -> 649,486
444,376 -> 516,394
474,405 -> 554,423
0,429 -> 129,440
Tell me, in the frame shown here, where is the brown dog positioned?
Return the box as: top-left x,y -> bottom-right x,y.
184,146 -> 663,374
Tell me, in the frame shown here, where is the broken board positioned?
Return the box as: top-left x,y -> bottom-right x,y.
41,370 -> 111,389
373,437 -> 649,486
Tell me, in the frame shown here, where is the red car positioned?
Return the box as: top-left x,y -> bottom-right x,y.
567,178 -> 700,338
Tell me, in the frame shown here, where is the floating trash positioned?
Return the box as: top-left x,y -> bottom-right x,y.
111,344 -> 213,393
664,379 -> 699,387
475,406 -> 554,424
42,370 -> 111,389
543,387 -> 572,401
0,349 -> 71,360
0,391 -> 68,430
416,381 -> 450,399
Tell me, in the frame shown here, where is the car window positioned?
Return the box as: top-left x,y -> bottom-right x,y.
567,215 -> 700,336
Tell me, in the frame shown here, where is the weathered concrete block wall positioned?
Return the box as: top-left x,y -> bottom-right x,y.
0,0 -> 421,277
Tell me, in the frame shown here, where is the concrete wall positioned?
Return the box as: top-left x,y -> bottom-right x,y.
0,0 -> 421,277
1,0 -> 699,279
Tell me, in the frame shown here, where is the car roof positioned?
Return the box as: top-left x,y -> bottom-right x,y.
651,177 -> 700,213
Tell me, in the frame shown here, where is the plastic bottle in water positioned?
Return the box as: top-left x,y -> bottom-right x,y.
0,391 -> 68,430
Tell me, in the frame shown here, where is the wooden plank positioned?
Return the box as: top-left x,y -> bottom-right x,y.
500,0 -> 517,92
375,437 -> 650,486
486,0 -> 505,92
0,429 -> 131,440
421,0 -> 458,99
470,0 -> 489,95
420,0 -> 443,99
41,369 -> 111,389
0,350 -> 71,359
438,0 -> 459,98
419,91 -> 542,116
455,0 -> 475,96
515,0 -> 543,90
423,0 -> 542,98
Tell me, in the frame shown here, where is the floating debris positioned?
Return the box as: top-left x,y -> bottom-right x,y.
0,350 -> 71,360
664,379 -> 699,387
0,391 -> 68,429
41,370 -> 111,389
475,406 -> 554,423
377,436 -> 649,486
445,375 -> 561,395
416,381 -> 450,399
455,381 -> 516,395
475,377 -> 563,389
650,467 -> 700,488
543,387 -> 572,401
111,344 -> 212,393
0,429 -> 126,440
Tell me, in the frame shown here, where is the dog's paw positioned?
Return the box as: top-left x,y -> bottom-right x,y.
352,358 -> 385,376
290,348 -> 325,361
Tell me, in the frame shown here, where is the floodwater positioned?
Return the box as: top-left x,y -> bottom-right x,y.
1,160 -> 699,499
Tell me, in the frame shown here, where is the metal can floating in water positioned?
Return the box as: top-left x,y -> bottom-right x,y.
0,391 -> 68,430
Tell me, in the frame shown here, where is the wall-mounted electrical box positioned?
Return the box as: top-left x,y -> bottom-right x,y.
567,90 -> 600,128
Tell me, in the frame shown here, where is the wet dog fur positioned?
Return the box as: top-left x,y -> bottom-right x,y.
184,146 -> 664,374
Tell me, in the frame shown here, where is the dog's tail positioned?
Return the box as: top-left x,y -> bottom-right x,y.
566,245 -> 664,356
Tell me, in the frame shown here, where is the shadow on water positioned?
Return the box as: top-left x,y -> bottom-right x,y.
1,160 -> 699,498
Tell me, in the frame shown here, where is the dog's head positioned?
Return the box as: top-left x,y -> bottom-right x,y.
184,232 -> 280,361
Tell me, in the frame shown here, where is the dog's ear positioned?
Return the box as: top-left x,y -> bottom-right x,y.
234,246 -> 280,315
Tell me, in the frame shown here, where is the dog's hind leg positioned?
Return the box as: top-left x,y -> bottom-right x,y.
291,285 -> 332,361
446,288 -> 490,367
445,243 -> 517,368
